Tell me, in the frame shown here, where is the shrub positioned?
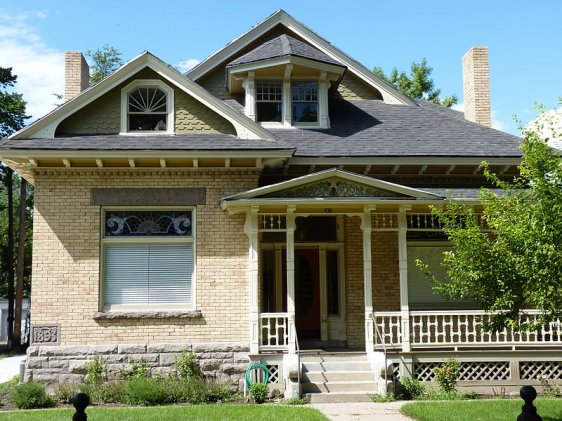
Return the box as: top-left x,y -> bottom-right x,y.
85,356 -> 107,385
176,351 -> 199,380
54,383 -> 81,404
9,382 -> 55,409
122,358 -> 150,380
538,375 -> 561,398
249,382 -> 268,404
83,380 -> 126,404
433,358 -> 461,393
205,380 -> 235,403
124,377 -> 169,406
398,377 -> 426,400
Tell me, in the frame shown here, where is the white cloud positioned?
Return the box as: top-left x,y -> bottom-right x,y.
527,107 -> 562,150
175,58 -> 201,73
491,110 -> 507,131
452,102 -> 464,112
0,11 -> 64,123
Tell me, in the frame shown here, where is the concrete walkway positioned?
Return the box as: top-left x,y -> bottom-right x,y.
311,401 -> 414,421
0,354 -> 26,383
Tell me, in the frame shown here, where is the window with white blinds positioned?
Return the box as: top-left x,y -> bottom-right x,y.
102,209 -> 194,309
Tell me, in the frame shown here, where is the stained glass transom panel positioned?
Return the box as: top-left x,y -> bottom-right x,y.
105,211 -> 192,237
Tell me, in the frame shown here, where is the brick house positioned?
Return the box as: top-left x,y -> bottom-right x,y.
1,10 -> 560,401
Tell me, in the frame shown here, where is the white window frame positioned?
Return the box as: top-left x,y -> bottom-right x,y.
244,74 -> 330,129
120,79 -> 175,135
100,206 -> 196,311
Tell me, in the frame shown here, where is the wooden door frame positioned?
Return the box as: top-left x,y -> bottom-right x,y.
260,242 -> 346,342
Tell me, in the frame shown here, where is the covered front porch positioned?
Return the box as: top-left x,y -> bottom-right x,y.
221,169 -> 562,356
222,169 -> 562,397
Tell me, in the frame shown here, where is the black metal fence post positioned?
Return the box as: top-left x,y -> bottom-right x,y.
517,385 -> 542,421
72,392 -> 90,421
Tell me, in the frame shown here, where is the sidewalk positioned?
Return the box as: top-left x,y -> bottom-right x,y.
0,354 -> 26,383
310,401 -> 414,421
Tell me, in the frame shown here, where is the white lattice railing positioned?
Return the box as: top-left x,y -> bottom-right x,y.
259,312 -> 289,351
374,311 -> 562,350
373,312 -> 402,349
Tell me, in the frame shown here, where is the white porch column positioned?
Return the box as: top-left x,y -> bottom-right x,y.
245,206 -> 260,354
398,206 -> 411,352
286,206 -> 297,353
360,206 -> 375,354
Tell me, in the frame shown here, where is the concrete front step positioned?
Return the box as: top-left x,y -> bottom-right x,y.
300,353 -> 368,362
302,361 -> 371,372
302,380 -> 378,393
307,391 -> 373,403
300,353 -> 378,402
302,370 -> 374,382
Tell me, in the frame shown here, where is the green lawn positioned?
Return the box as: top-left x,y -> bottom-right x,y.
402,398 -> 562,421
0,404 -> 328,421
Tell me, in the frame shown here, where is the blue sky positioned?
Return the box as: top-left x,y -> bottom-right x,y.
1,0 -> 561,135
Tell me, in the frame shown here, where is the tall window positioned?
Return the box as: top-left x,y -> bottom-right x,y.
102,209 -> 194,309
256,80 -> 282,122
128,86 -> 168,131
292,81 -> 318,123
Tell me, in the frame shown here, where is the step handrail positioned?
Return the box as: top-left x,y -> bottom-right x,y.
371,312 -> 388,389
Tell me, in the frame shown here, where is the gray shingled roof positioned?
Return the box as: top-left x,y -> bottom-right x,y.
0,134 -> 293,151
227,34 -> 344,67
270,99 -> 522,157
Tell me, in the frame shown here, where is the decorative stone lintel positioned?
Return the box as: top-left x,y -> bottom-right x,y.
92,310 -> 202,320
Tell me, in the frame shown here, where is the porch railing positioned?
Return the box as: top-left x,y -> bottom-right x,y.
374,310 -> 562,351
259,312 -> 289,351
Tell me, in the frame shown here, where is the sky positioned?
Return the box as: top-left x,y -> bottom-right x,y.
1,0 -> 561,136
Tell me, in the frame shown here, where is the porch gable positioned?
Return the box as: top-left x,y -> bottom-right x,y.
222,168 -> 442,203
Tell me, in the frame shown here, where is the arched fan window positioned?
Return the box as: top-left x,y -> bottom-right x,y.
121,79 -> 174,134
128,87 -> 167,131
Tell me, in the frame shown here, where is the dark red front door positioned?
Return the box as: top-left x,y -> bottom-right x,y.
282,249 -> 321,340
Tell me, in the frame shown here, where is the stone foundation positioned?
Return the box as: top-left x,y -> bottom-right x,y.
26,342 -> 250,390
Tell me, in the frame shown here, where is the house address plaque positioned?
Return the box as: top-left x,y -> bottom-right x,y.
31,325 -> 60,345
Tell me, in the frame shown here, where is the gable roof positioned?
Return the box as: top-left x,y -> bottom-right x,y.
187,10 -> 416,106
10,52 -> 275,141
222,168 -> 441,202
227,34 -> 344,67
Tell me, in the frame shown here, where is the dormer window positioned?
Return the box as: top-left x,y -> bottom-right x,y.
256,80 -> 282,122
292,81 -> 318,123
226,34 -> 346,129
120,79 -> 174,135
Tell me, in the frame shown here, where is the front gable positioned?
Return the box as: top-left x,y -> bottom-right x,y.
56,67 -> 236,136
189,10 -> 414,106
11,52 -> 273,141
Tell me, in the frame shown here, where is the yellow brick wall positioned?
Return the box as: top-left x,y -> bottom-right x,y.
336,73 -> 383,101
56,68 -> 235,135
344,216 -> 400,348
31,169 -> 259,345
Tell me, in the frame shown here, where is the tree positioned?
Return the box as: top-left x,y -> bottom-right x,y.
0,68 -> 29,349
0,68 -> 28,138
87,45 -> 123,85
373,59 -> 458,107
418,112 -> 562,330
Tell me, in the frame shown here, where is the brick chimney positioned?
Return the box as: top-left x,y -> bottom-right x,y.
462,47 -> 491,127
64,52 -> 89,100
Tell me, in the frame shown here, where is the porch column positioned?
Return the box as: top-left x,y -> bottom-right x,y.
286,206 -> 297,353
361,206 -> 376,354
398,206 -> 411,352
245,206 -> 260,354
